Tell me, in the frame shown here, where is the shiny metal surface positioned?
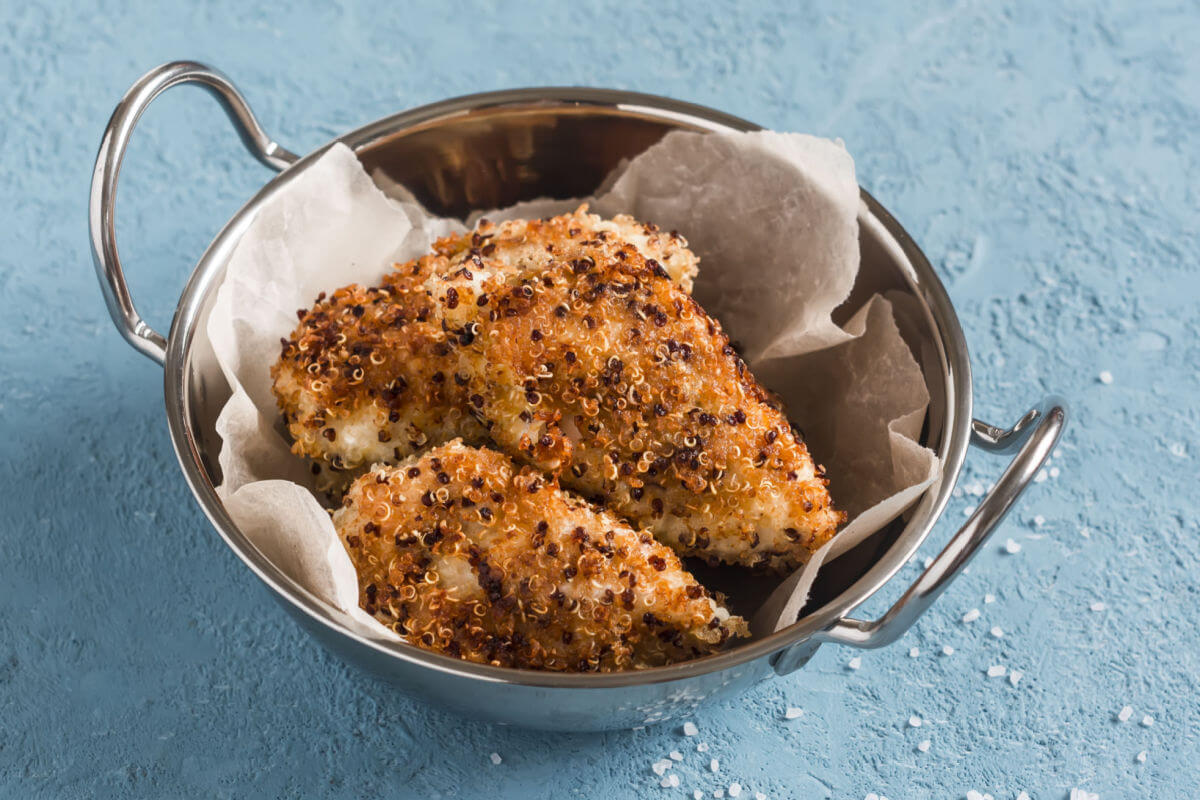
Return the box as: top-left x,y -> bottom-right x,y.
89,61 -> 298,365
91,62 -> 1068,730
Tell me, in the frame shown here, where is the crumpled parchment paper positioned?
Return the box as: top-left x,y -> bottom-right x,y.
207,131 -> 939,648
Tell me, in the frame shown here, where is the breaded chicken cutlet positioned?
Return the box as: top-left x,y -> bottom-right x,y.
335,440 -> 747,671
273,207 -> 697,492
275,207 -> 843,572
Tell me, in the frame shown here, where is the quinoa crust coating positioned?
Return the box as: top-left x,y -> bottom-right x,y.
275,207 -> 843,571
334,440 -> 747,671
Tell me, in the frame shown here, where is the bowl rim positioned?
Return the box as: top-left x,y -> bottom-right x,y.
163,86 -> 972,689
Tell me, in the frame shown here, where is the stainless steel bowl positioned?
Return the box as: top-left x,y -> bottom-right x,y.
90,62 -> 1066,731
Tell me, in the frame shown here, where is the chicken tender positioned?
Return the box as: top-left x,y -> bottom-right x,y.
335,440 -> 747,671
414,229 -> 844,572
272,207 -> 699,487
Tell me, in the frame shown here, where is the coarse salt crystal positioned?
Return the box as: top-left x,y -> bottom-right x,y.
683,721 -> 699,736
1080,526 -> 1091,538
694,792 -> 704,800
1136,750 -> 1147,763
710,758 -> 720,773
987,665 -> 1006,677
865,794 -> 879,800
696,742 -> 710,753
666,775 -> 680,788
1034,469 -> 1048,483
784,707 -> 803,719
966,792 -> 985,800
963,609 -> 981,623
909,715 -> 923,727
1004,538 -> 1022,554
909,647 -> 920,658
756,794 -> 767,800
1117,706 -> 1133,722
1009,670 -> 1024,686
1033,515 -> 1045,526
652,760 -> 671,776
942,645 -> 955,656
963,505 -> 976,517
1141,715 -> 1154,727
923,556 -> 934,569
917,739 -> 931,752
990,626 -> 1004,638
1017,793 -> 1030,800
1069,789 -> 1099,800
984,594 -> 995,604
670,751 -> 684,761
714,791 -> 724,799
729,784 -> 742,798
489,752 -> 502,765
1090,601 -> 1106,612
848,656 -> 862,670
1050,466 -> 1060,478
1099,370 -> 1114,384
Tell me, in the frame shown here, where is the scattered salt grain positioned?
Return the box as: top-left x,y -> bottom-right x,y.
1117,706 -> 1133,722
682,721 -> 699,737
1017,793 -> 1030,800
660,774 -> 680,789
1099,370 -> 1114,384
489,753 -> 502,765
710,758 -> 720,773
694,791 -> 704,800
909,715 -> 923,728
923,556 -> 934,569
652,759 -> 672,776
756,794 -> 767,800
1080,526 -> 1091,538
962,608 -> 981,624
1033,515 -> 1045,527
942,645 -> 955,656
1050,466 -> 1060,478
990,626 -> 1004,638
1034,469 -> 1048,484
1141,714 -> 1154,727
987,665 -> 1007,677
848,656 -> 862,670
696,742 -> 710,753
917,739 -> 931,753
909,647 -> 920,658
670,751 -> 684,761
1009,670 -> 1024,686
1004,538 -> 1022,554
1136,750 -> 1147,763
1169,442 -> 1187,458
966,791 -> 985,800
784,707 -> 803,720
963,505 -> 976,517
984,594 -> 995,604
714,791 -> 724,799
728,783 -> 742,798
1090,601 -> 1107,612
1069,789 -> 1099,800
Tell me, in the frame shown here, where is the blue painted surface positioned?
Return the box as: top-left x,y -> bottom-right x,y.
1,1 -> 1197,797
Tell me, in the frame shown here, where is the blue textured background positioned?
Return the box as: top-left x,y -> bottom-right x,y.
2,1 -> 1197,797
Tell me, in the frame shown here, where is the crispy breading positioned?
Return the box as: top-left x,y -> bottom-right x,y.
334,440 -> 747,671
274,208 -> 843,571
408,225 -> 844,572
272,207 -> 698,491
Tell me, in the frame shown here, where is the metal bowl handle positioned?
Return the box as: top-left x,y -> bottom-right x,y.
89,61 -> 298,365
774,396 -> 1067,674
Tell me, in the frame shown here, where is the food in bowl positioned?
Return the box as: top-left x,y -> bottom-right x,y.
335,440 -> 748,671
272,208 -> 843,668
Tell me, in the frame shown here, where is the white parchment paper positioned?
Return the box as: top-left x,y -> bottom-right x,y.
207,132 -> 939,647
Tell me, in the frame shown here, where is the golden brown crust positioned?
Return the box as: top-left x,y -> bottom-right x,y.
335,441 -> 747,671
274,208 -> 843,571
